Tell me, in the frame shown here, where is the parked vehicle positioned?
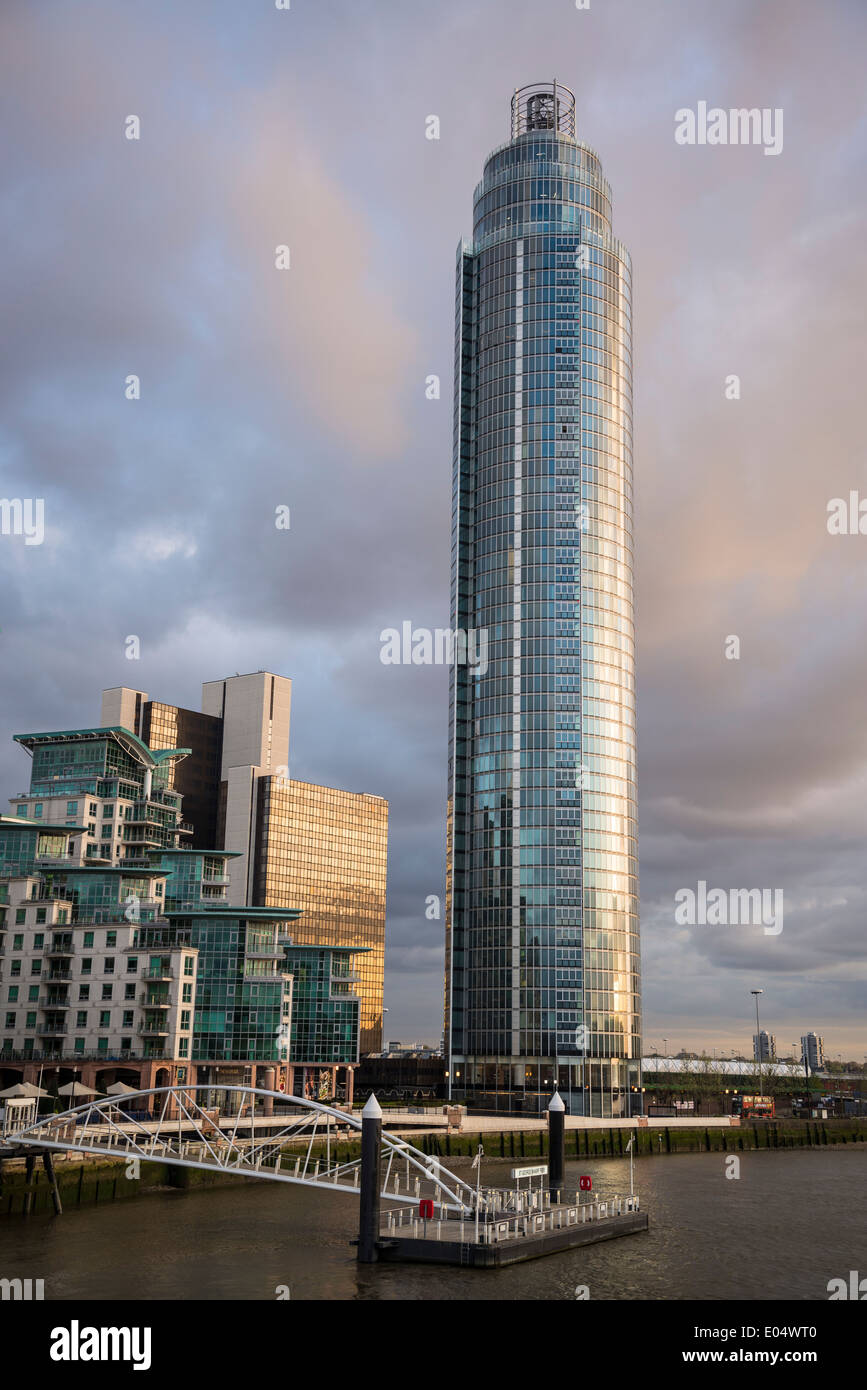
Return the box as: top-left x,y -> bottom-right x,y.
733,1094 -> 775,1119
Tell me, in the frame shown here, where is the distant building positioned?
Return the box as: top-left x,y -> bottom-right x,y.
102,675 -> 388,1054
102,687 -> 223,852
801,1032 -> 825,1072
252,777 -> 387,1056
0,724 -> 362,1104
753,1031 -> 776,1063
356,1047 -> 446,1102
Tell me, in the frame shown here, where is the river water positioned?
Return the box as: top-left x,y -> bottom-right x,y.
3,1149 -> 864,1301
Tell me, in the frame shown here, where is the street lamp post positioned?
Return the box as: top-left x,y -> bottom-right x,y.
751,990 -> 764,1100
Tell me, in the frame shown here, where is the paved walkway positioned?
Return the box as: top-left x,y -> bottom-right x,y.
384,1112 -> 735,1136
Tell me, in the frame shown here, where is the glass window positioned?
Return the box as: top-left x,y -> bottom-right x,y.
15,909 -> 25,925
83,932 -> 94,948
67,801 -> 78,815
76,1011 -> 87,1027
104,957 -> 114,974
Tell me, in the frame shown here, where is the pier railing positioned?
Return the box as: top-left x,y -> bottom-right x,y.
382,1191 -> 641,1244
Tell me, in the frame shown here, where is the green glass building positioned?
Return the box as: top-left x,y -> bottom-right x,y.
0,726 -> 362,1101
446,82 -> 641,1117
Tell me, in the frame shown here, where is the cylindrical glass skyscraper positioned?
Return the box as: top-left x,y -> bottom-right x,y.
445,82 -> 640,1117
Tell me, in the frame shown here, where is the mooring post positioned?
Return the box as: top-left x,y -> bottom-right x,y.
548,1088 -> 566,1202
357,1093 -> 382,1263
23,1153 -> 36,1215
42,1151 -> 63,1216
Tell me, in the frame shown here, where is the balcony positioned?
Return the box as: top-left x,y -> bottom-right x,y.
41,994 -> 71,1009
37,1021 -> 67,1038
245,949 -> 284,960
139,992 -> 171,1009
139,1022 -> 170,1037
142,966 -> 174,981
0,1048 -> 143,1062
45,942 -> 75,958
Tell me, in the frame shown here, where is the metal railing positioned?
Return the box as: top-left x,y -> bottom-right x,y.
383,1191 -> 640,1244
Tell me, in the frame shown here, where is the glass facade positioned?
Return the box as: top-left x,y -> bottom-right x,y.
446,83 -> 640,1116
0,727 -> 362,1077
283,946 -> 362,1067
142,702 -> 223,850
252,778 -> 387,1054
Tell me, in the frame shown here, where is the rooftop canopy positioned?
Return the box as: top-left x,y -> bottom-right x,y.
14,726 -> 190,770
0,816 -> 81,835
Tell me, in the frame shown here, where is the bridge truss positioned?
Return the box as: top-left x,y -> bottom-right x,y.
3,1085 -> 476,1214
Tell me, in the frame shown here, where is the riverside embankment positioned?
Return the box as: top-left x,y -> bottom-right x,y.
2,1117 -> 864,1217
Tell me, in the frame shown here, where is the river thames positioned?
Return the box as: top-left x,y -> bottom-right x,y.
4,1148 -> 864,1301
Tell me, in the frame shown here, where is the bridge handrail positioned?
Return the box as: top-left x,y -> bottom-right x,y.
3,1085 -> 478,1213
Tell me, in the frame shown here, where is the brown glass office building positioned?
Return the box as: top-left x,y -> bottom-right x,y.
252,778 -> 388,1055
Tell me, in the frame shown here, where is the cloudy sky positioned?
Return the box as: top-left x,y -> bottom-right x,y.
2,0 -> 865,1059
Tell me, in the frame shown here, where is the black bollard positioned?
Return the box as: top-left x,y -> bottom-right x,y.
42,1151 -> 63,1216
357,1093 -> 382,1263
548,1088 -> 566,1201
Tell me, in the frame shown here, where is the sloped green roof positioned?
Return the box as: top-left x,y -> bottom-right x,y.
14,727 -> 190,768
